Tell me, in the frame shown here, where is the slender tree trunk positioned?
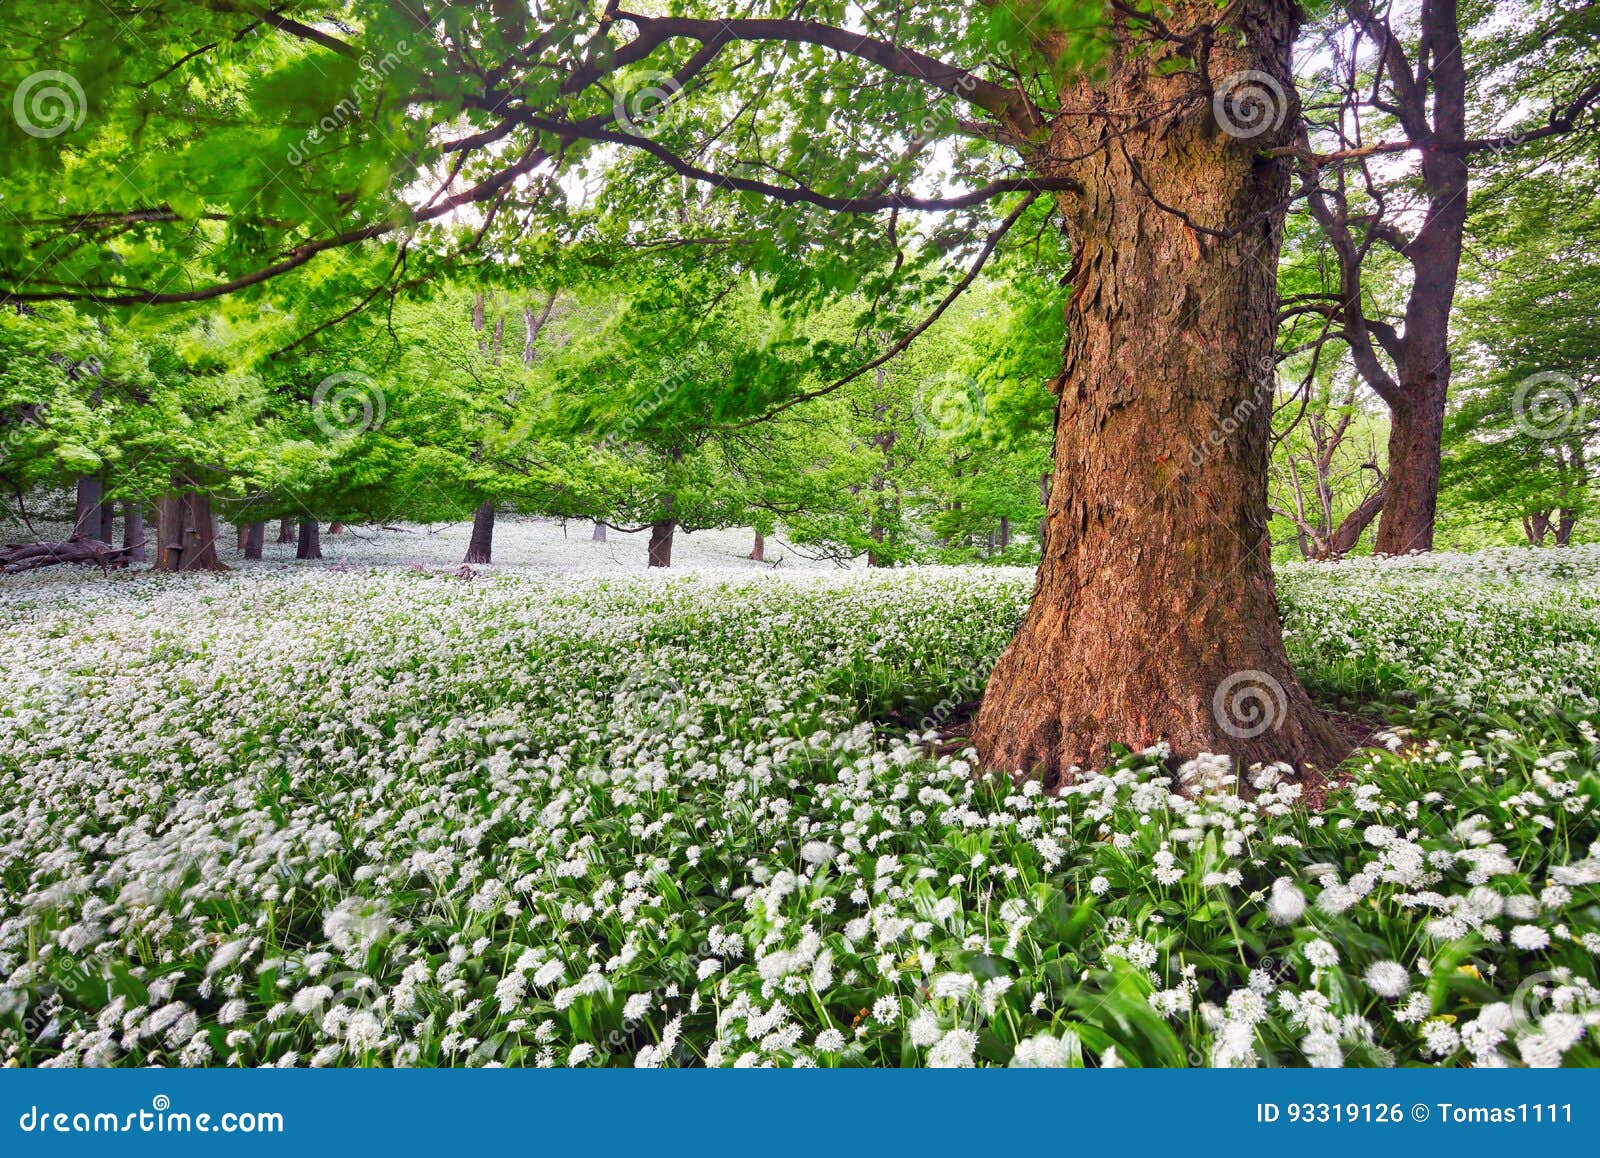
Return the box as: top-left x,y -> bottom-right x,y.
1314,484 -> 1387,561
647,518 -> 675,568
122,502 -> 145,564
1523,513 -> 1551,547
592,520 -> 608,542
464,501 -> 495,563
749,529 -> 765,562
328,521 -> 344,535
296,519 -> 322,560
73,475 -> 104,541
237,523 -> 250,551
998,516 -> 1011,552
276,517 -> 296,544
973,1 -> 1344,783
244,520 -> 265,559
523,290 -> 556,366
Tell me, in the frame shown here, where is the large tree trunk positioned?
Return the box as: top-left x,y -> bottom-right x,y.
592,520 -> 608,542
73,475 -> 104,540
122,502 -> 145,564
99,499 -> 114,546
296,519 -> 322,560
647,518 -> 674,568
973,1 -> 1344,784
276,517 -> 296,544
236,523 -> 250,551
465,501 -> 495,564
328,521 -> 344,535
156,492 -> 226,572
1556,509 -> 1577,547
243,520 -> 265,560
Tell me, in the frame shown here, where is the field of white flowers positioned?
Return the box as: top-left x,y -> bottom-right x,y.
1,528 -> 1597,1068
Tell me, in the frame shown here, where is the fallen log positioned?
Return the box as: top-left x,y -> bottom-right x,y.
0,538 -> 146,575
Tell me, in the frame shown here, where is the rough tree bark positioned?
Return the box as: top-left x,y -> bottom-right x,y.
236,523 -> 250,551
647,518 -> 674,568
296,519 -> 322,560
1375,374 -> 1449,556
276,517 -> 296,544
465,501 -> 495,564
156,492 -> 226,571
73,475 -> 104,540
244,520 -> 265,560
329,521 -> 345,535
973,1 -> 1346,783
749,530 -> 765,562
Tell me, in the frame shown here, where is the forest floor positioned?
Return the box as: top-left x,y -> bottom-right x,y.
6,515 -> 853,575
0,535 -> 1597,1068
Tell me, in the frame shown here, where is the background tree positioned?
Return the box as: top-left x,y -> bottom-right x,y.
1285,0 -> 1600,555
1441,169 -> 1599,546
